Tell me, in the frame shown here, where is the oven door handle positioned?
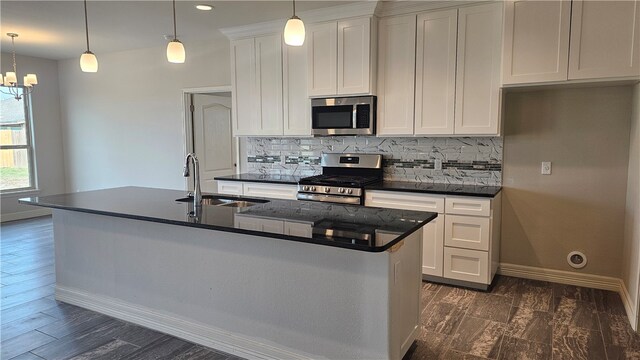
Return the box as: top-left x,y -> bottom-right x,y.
297,193 -> 361,205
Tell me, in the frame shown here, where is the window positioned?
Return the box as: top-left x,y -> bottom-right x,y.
0,87 -> 35,192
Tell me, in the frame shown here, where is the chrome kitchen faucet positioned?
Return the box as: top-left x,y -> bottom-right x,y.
183,153 -> 202,208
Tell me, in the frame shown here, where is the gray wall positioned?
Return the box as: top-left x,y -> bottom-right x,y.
623,83 -> 640,329
1,53 -> 66,220
57,38 -> 230,192
501,85 -> 633,278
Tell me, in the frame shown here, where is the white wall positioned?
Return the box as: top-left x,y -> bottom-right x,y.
623,83 -> 640,331
1,53 -> 66,221
57,38 -> 230,192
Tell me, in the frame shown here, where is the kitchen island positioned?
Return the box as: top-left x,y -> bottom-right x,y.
20,187 -> 437,360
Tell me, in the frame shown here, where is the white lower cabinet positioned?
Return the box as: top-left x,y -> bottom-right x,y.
422,216 -> 444,277
365,190 -> 501,288
216,181 -> 298,200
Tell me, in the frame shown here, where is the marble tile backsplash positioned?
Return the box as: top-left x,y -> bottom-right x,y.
243,137 -> 503,185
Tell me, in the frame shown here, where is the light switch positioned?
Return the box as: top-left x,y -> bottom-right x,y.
541,162 -> 552,175
434,159 -> 443,171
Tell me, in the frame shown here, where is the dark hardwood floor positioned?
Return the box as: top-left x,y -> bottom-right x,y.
2,216 -> 639,359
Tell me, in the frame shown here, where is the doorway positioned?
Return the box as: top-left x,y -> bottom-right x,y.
183,87 -> 238,193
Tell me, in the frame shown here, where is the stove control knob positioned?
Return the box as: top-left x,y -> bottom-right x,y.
339,188 -> 345,194
303,186 -> 309,191
311,186 -> 316,192
347,189 -> 353,195
324,187 -> 330,193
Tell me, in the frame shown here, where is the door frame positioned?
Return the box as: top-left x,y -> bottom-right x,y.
181,85 -> 238,191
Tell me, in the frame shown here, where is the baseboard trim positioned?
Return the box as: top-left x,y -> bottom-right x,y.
1,209 -> 51,223
56,286 -> 318,360
620,281 -> 638,332
498,263 -> 637,331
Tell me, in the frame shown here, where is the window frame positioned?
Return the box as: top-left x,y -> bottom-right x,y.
0,86 -> 37,194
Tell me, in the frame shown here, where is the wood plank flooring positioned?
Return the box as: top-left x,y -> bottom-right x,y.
2,216 -> 639,359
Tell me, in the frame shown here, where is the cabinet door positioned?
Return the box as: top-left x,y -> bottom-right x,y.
307,22 -> 337,97
569,0 -> 640,80
455,3 -> 503,135
255,34 -> 284,136
377,15 -> 416,136
502,0 -> 570,84
230,38 -> 258,136
283,39 -> 311,136
415,9 -> 457,135
337,17 -> 371,95
422,215 -> 444,277
284,221 -> 313,238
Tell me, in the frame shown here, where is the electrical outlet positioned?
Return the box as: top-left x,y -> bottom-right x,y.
434,159 -> 443,171
541,161 -> 552,175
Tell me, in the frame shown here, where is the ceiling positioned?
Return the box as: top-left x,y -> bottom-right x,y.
0,0 -> 355,60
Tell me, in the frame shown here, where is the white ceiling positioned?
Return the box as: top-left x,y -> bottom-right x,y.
0,0 -> 355,60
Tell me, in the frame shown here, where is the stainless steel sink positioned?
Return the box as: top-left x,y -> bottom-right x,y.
175,195 -> 268,208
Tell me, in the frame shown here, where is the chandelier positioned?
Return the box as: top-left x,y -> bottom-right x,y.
1,33 -> 38,101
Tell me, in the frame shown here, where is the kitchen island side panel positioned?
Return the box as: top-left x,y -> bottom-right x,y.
52,209 -> 421,360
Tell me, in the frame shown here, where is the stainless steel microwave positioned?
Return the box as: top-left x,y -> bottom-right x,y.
311,96 -> 376,136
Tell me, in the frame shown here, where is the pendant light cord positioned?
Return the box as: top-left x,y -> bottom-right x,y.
292,0 -> 296,16
11,35 -> 17,74
172,0 -> 177,41
83,0 -> 90,51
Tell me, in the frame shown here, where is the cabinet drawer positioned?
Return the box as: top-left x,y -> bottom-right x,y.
445,197 -> 491,216
444,247 -> 489,284
242,183 -> 298,200
445,215 -> 490,251
364,191 -> 444,213
217,181 -> 243,196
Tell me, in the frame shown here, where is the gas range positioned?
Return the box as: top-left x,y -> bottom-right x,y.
297,154 -> 383,205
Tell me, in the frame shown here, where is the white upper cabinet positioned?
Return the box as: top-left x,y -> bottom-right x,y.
283,39 -> 311,136
338,17 -> 373,95
231,38 -> 258,135
503,0 -> 640,85
415,9 -> 458,135
377,15 -> 416,136
307,22 -> 338,97
455,3 -> 503,135
568,0 -> 640,80
255,34 -> 284,136
502,0 -> 571,84
308,17 -> 374,97
231,35 -> 283,136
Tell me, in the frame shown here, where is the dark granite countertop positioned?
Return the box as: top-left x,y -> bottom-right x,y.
215,173 -> 501,197
215,173 -> 301,185
19,187 -> 436,253
365,181 -> 502,197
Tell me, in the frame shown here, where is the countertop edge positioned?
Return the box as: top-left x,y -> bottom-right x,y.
363,185 -> 503,198
18,198 -> 435,253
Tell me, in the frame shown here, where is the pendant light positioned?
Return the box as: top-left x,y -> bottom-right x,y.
80,0 -> 98,72
284,0 -> 305,46
167,0 -> 185,63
